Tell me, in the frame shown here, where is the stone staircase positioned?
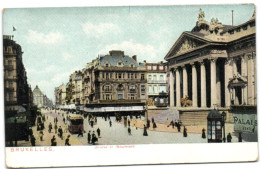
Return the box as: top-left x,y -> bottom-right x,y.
151,108 -> 179,124
179,111 -> 209,126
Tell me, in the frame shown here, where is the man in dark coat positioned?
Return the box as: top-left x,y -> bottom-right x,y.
238,132 -> 242,142
92,131 -> 98,145
48,123 -> 52,133
78,128 -> 83,137
97,128 -> 101,138
177,122 -> 181,132
109,120 -> 112,127
87,131 -> 91,144
58,126 -> 63,139
227,133 -> 232,142
128,127 -> 132,135
183,126 -> 187,137
143,125 -> 148,136
30,135 -> 36,146
51,136 -> 57,146
65,135 -> 71,146
202,128 -> 206,139
128,119 -> 131,127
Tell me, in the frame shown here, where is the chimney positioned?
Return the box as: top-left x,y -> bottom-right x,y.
132,55 -> 137,61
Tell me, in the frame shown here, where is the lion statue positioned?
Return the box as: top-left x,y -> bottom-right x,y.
181,95 -> 192,107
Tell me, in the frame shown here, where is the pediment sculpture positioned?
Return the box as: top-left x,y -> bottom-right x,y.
175,38 -> 200,55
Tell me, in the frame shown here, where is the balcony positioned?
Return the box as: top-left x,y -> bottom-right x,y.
129,89 -> 136,93
147,80 -> 166,84
5,65 -> 14,70
104,89 -> 112,93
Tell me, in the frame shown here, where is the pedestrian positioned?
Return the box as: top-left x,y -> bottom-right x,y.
152,117 -> 154,123
64,124 -> 68,133
41,122 -> 45,130
238,132 -> 242,142
51,136 -> 57,146
63,117 -> 65,124
227,133 -> 232,142
92,131 -> 98,145
30,135 -> 36,146
39,131 -> 44,141
166,118 -> 170,127
153,122 -> 157,129
58,126 -> 63,140
143,125 -> 148,136
202,128 -> 206,139
97,128 -> 101,138
54,123 -> 58,134
128,119 -> 130,127
147,119 -> 150,128
109,120 -> 112,127
177,122 -> 181,132
65,135 -> 71,146
183,126 -> 187,137
171,120 -> 174,128
56,117 -> 58,123
78,128 -> 83,137
48,123 -> 52,133
87,131 -> 91,144
90,120 -> 94,128
128,127 -> 132,135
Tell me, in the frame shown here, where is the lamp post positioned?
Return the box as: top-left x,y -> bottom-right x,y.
221,111 -> 227,143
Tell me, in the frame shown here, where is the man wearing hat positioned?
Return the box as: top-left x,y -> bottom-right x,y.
65,135 -> 71,146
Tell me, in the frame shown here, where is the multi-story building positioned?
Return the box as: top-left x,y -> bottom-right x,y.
3,35 -> 32,117
65,71 -> 83,105
165,8 -> 256,141
82,50 -> 147,115
33,85 -> 44,108
54,84 -> 66,105
145,61 -> 168,107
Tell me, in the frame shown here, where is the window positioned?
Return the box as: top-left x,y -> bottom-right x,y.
141,74 -> 145,80
105,85 -> 110,91
141,85 -> 145,92
105,94 -> 110,100
153,86 -> 158,93
148,65 -> 152,70
159,85 -> 166,93
106,73 -> 109,79
131,73 -> 133,79
118,73 -> 122,79
9,82 -> 13,88
118,94 -> 123,99
159,66 -> 164,70
153,75 -> 157,80
159,75 -> 164,81
106,64 -> 109,67
131,94 -> 135,100
141,94 -> 145,99
118,61 -> 123,66
148,75 -> 152,81
135,73 -> 137,79
130,64 -> 134,68
8,60 -> 12,65
148,85 -> 153,94
130,85 -> 135,90
128,73 -> 130,79
8,70 -> 12,77
153,65 -> 157,70
9,93 -> 13,101
102,73 -> 105,79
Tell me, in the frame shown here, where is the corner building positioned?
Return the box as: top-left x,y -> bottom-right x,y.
165,9 -> 256,128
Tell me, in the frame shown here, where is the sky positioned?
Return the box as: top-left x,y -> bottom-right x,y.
3,5 -> 254,102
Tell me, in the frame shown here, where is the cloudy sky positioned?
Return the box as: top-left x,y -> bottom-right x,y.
3,5 -> 254,102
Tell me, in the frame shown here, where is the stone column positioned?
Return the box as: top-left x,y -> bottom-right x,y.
241,55 -> 248,105
169,69 -> 175,107
200,61 -> 206,107
182,65 -> 188,98
176,68 -> 181,107
191,63 -> 197,107
210,58 -> 217,107
247,53 -> 254,105
232,58 -> 238,76
224,58 -> 232,107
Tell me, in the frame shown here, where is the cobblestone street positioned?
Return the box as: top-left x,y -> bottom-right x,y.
16,108 -> 241,146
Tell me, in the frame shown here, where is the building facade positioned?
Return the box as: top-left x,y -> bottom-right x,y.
165,9 -> 256,127
145,61 -> 168,107
54,84 -> 66,105
65,71 -> 83,105
3,35 -> 32,117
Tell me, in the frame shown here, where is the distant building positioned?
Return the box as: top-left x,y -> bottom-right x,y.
145,61 -> 168,107
3,35 -> 32,117
54,84 -> 66,105
33,85 -> 44,108
65,71 -> 83,105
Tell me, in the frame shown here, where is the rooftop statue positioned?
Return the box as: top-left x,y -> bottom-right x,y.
198,8 -> 205,21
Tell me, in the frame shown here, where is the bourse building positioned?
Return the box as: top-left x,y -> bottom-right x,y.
165,9 -> 256,140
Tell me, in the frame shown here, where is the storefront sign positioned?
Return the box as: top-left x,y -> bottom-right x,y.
233,113 -> 257,133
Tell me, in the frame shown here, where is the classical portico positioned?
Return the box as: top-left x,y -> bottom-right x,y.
165,9 -> 256,119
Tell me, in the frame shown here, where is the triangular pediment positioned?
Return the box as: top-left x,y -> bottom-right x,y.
165,32 -> 210,60
228,74 -> 247,87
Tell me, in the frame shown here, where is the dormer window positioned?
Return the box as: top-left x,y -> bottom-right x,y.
118,61 -> 123,66
130,63 -> 135,68
106,64 -> 109,67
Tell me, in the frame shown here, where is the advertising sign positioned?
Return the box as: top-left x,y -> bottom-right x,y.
233,113 -> 257,133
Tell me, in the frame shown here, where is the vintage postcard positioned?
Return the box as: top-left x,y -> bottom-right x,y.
2,4 -> 258,168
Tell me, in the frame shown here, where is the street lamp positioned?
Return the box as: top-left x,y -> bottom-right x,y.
221,111 -> 227,143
